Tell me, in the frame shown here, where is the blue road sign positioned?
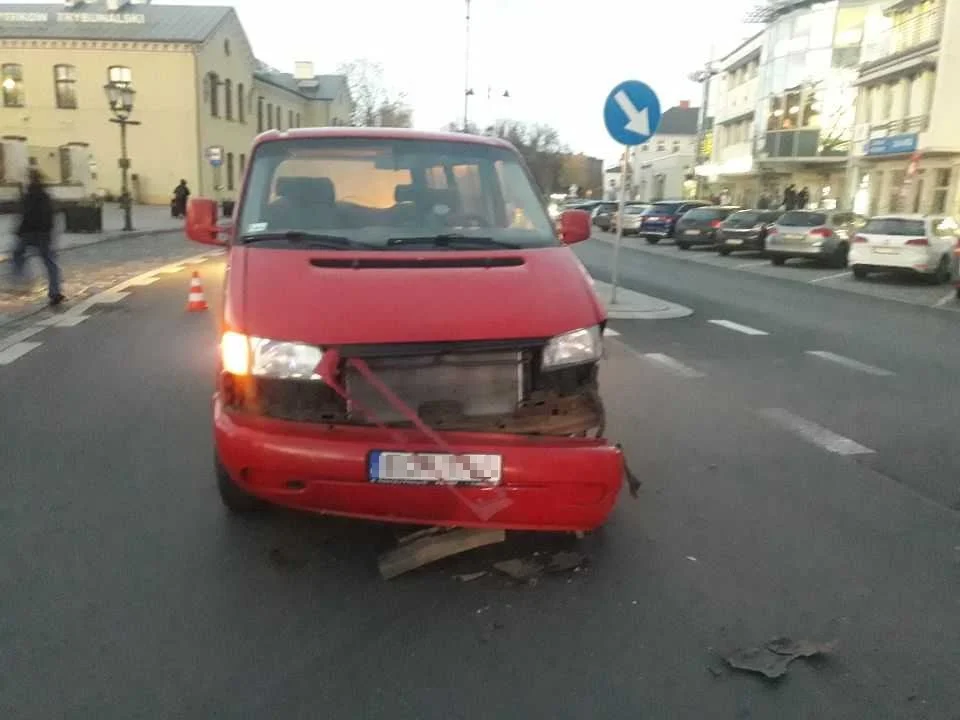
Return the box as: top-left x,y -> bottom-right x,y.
603,80 -> 662,146
205,145 -> 224,168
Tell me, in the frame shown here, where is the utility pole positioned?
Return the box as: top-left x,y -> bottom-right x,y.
463,0 -> 473,132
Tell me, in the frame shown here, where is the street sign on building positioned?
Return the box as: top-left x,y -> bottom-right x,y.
602,80 -> 663,305
205,145 -> 224,168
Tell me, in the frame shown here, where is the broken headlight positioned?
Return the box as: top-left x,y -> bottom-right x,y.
541,325 -> 602,370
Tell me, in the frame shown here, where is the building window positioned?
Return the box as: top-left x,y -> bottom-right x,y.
932,168 -> 952,214
226,152 -> 235,191
2,63 -> 25,107
239,153 -> 246,177
223,79 -> 233,120
277,108 -> 283,131
672,141 -> 680,153
107,65 -> 131,86
208,73 -> 220,117
267,103 -> 273,128
295,112 -> 301,127
237,83 -> 245,123
224,39 -> 231,56
641,144 -> 648,152
53,64 -> 77,109
257,96 -> 264,132
288,109 -> 294,128
656,141 -> 665,152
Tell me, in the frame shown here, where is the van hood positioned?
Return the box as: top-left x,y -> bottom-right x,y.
237,246 -> 604,346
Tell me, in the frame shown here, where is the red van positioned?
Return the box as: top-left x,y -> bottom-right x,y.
186,127 -> 624,531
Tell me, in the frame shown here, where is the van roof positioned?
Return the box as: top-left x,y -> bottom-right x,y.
252,126 -> 514,150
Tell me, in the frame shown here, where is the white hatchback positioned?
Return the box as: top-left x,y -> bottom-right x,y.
849,215 -> 959,283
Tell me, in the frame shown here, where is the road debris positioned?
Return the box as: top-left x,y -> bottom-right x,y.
455,571 -> 488,583
686,556 -> 698,563
493,558 -> 544,582
378,528 -> 506,580
725,637 -> 838,680
545,551 -> 588,573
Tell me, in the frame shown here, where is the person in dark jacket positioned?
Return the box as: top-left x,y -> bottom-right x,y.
12,169 -> 64,307
798,186 -> 810,209
172,179 -> 190,218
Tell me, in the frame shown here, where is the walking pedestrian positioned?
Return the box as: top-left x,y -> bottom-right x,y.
783,184 -> 797,210
798,186 -> 810,209
172,179 -> 190,218
12,169 -> 64,307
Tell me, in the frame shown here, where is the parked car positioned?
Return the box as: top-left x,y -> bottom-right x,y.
674,206 -> 742,250
638,200 -> 714,244
591,201 -> 619,231
766,210 -> 865,268
849,214 -> 959,284
716,209 -> 784,256
183,127 -> 624,532
610,203 -> 651,235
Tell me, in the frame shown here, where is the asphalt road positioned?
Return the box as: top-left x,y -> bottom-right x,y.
2,236 -> 959,719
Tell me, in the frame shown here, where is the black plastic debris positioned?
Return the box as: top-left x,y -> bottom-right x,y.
726,637 -> 838,680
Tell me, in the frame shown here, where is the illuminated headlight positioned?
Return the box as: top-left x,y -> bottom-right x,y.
542,326 -> 602,369
220,332 -> 324,380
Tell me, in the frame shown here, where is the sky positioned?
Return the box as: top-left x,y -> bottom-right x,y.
24,0 -> 759,163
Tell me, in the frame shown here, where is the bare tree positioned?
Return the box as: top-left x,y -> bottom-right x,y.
337,58 -> 413,128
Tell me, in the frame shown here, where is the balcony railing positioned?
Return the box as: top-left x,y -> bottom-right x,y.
861,7 -> 943,66
755,129 -> 849,160
868,114 -> 929,136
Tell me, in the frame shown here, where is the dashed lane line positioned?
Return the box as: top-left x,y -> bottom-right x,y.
810,271 -> 851,284
933,291 -> 957,308
640,352 -> 706,379
758,408 -> 874,456
0,342 -> 42,365
805,350 -> 894,377
708,319 -> 770,336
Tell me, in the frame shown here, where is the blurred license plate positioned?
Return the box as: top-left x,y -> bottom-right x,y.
787,234 -> 804,242
369,451 -> 502,486
874,247 -> 898,254
685,230 -> 700,235
727,239 -> 743,245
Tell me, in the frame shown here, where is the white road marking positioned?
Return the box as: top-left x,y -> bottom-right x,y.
734,260 -> 768,269
805,350 -> 894,377
759,408 -> 874,455
0,325 -> 44,351
933,291 -> 957,308
810,271 -> 850,284
125,276 -> 159,287
0,341 -> 41,365
155,265 -> 186,275
89,291 -> 131,304
604,328 -> 621,337
36,314 -> 90,328
708,319 -> 769,336
641,353 -> 705,378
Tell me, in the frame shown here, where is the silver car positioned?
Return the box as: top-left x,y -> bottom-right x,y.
611,204 -> 650,235
766,210 -> 866,268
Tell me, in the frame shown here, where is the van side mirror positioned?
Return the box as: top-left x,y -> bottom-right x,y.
558,209 -> 591,245
185,197 -> 227,246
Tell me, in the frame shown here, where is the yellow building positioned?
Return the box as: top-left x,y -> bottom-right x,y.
0,0 -> 351,205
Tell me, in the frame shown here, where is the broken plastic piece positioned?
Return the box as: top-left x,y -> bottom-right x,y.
455,571 -> 488,583
726,637 -> 838,680
378,528 -> 506,579
493,558 -> 544,582
545,551 -> 587,573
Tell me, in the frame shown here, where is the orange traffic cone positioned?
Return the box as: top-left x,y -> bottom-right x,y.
186,271 -> 208,312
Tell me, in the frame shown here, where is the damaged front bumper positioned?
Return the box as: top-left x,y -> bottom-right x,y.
214,341 -> 625,531
215,401 -> 624,531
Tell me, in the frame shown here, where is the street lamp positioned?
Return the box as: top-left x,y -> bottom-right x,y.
104,81 -> 140,231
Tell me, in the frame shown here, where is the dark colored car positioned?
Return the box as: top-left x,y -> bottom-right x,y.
639,200 -> 714,244
591,202 -> 619,231
716,209 -> 784,256
674,206 -> 742,250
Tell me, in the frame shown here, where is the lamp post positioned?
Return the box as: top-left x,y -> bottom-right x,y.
104,81 -> 140,231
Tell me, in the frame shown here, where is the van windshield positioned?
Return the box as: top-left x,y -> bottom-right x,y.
237,137 -> 558,249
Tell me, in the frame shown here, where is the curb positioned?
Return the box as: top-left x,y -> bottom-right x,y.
0,226 -> 183,264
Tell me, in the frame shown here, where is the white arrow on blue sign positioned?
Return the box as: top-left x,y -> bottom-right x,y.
603,80 -> 662,147
205,145 -> 224,168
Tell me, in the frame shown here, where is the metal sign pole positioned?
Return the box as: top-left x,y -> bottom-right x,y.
610,146 -> 628,305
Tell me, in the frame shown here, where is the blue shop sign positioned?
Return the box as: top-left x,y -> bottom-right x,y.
865,133 -> 919,156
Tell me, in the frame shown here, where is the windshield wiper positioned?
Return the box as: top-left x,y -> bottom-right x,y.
241,231 -> 376,250
386,233 -> 520,249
